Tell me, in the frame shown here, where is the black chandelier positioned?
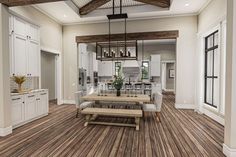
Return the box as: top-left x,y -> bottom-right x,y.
96,0 -> 138,61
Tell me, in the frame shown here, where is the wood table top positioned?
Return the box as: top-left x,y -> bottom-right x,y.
82,93 -> 151,103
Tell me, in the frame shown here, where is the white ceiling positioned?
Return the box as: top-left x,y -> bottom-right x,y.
33,0 -> 211,25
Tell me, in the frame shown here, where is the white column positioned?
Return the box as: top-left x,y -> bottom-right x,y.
0,4 -> 12,136
223,0 -> 236,156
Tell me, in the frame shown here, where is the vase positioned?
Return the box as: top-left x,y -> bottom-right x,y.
116,89 -> 121,97
18,84 -> 22,93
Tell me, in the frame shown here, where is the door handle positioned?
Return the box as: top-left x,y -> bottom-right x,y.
28,95 -> 35,98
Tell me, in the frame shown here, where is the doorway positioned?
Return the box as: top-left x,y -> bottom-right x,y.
162,61 -> 176,93
41,51 -> 57,102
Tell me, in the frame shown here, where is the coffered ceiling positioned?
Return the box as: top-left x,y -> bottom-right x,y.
30,0 -> 211,25
73,0 -> 145,9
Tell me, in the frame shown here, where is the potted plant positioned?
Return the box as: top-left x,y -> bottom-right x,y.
13,76 -> 26,93
112,75 -> 124,96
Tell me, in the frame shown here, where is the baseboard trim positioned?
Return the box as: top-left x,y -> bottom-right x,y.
202,107 -> 225,125
0,126 -> 12,136
175,103 -> 196,109
63,100 -> 75,104
223,144 -> 236,157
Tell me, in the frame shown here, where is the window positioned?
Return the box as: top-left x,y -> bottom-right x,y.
204,30 -> 219,108
115,62 -> 121,76
142,61 -> 149,79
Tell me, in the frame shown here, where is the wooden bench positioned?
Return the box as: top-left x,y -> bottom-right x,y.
81,108 -> 143,130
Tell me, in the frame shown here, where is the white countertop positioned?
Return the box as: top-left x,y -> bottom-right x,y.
11,89 -> 48,96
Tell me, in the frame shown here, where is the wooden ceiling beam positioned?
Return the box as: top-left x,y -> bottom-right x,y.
79,0 -> 111,15
134,0 -> 170,8
76,30 -> 179,43
1,0 -> 67,7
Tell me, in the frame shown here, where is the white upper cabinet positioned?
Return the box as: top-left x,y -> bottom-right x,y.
14,17 -> 28,38
14,34 -> 28,76
98,61 -> 113,76
93,53 -> 98,72
28,24 -> 39,42
150,55 -> 161,77
10,15 -> 40,77
28,40 -> 40,76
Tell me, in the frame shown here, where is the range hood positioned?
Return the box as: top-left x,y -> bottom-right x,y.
123,60 -> 140,78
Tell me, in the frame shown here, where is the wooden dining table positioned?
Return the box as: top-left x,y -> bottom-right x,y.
82,93 -> 151,104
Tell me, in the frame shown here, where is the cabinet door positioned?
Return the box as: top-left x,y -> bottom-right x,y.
93,53 -> 98,72
151,55 -> 161,76
14,17 -> 27,38
98,61 -> 104,76
104,61 -> 113,76
9,34 -> 14,76
28,24 -> 39,42
9,14 -> 14,35
11,96 -> 25,126
27,40 -> 39,76
37,92 -> 48,116
25,94 -> 37,121
14,34 -> 27,76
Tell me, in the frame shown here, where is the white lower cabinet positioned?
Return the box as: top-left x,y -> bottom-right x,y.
36,92 -> 48,116
11,95 -> 25,126
11,90 -> 49,128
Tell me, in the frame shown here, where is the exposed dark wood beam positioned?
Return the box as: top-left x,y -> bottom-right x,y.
0,0 -> 67,7
76,30 -> 179,43
134,0 -> 170,8
79,0 -> 111,15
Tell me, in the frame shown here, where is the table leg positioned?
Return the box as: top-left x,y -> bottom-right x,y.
84,114 -> 92,127
135,117 -> 140,131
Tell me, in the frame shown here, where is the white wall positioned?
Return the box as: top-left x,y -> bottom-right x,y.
63,16 -> 197,107
0,4 -> 11,133
10,6 -> 63,53
137,43 -> 176,61
198,0 -> 227,33
196,0 -> 227,124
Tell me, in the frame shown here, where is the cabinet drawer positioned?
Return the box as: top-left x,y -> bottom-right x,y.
11,95 -> 24,103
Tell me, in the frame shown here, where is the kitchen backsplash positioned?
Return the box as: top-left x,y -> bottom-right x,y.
10,77 -> 39,92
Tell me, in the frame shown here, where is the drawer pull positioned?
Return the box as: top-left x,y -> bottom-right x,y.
28,95 -> 35,98
36,98 -> 40,101
12,98 -> 21,101
41,93 -> 47,95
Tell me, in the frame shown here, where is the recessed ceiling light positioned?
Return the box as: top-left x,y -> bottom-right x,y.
63,14 -> 67,18
185,3 -> 190,6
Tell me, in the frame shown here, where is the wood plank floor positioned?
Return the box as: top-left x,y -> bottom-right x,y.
0,94 -> 225,157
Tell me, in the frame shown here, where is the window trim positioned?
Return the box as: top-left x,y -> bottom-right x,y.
204,30 -> 219,108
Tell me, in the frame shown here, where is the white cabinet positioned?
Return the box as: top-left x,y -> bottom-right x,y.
150,55 -> 161,77
27,40 -> 40,76
11,90 -> 49,128
36,91 -> 49,116
14,17 -> 28,38
13,34 -> 28,76
28,24 -> 39,42
25,94 -> 37,121
98,61 -> 113,77
11,95 -> 25,126
93,53 -> 98,72
10,15 -> 40,77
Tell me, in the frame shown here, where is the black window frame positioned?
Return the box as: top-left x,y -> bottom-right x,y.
204,30 -> 219,108
142,61 -> 149,80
